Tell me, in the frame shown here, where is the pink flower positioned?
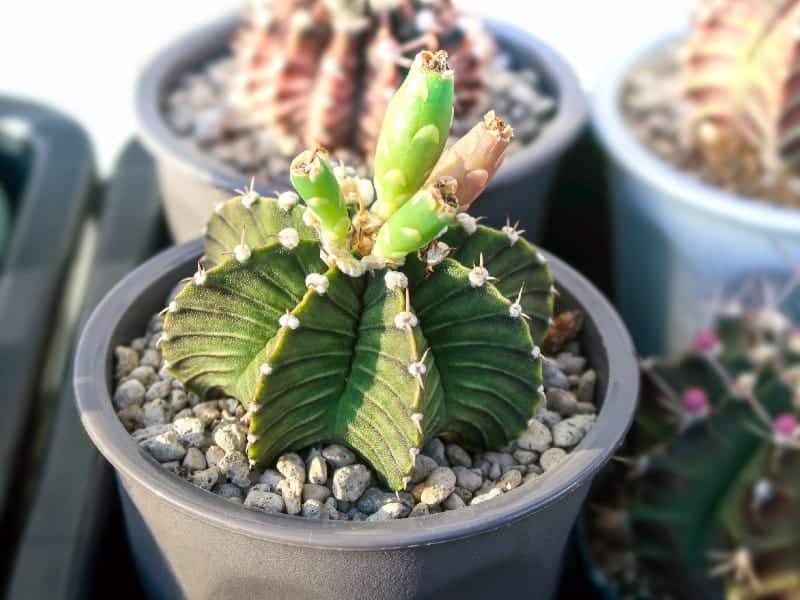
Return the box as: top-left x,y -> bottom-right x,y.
693,329 -> 719,353
682,388 -> 710,415
773,413 -> 799,439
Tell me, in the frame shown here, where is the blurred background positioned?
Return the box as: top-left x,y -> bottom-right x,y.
0,1 -> 691,171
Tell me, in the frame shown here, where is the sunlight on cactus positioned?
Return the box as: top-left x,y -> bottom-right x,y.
161,51 -> 555,490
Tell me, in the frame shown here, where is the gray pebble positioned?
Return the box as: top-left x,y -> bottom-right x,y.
575,401 -> 597,415
332,464 -> 371,501
117,404 -> 145,431
307,454 -> 328,485
215,482 -> 243,499
512,449 -> 538,465
140,348 -> 162,369
535,407 -> 562,428
516,420 -> 552,452
218,451 -> 251,487
442,493 -> 465,510
258,469 -> 285,492
113,379 -> 145,409
540,448 -> 567,471
482,452 -> 515,467
552,415 -> 596,448
488,463 -> 502,480
183,447 -> 207,471
556,352 -> 586,375
244,490 -> 285,513
452,486 -> 474,504
452,466 -> 483,492
191,466 -> 220,490
542,358 -> 569,390
278,478 -> 303,515
410,454 -> 438,484
193,401 -> 220,425
409,503 -> 431,518
357,488 -> 413,515
205,445 -> 226,468
141,431 -> 186,462
546,388 -> 578,417
143,398 -> 171,426
445,444 -> 472,468
161,461 -> 185,477
131,424 -> 172,442
496,469 -> 523,491
471,488 -> 503,505
213,423 -> 246,453
324,496 -> 340,520
322,444 -> 356,468
420,467 -> 456,505
169,389 -> 188,412
127,366 -> 158,388
423,438 -> 448,466
502,465 -> 527,475
130,337 -> 147,353
276,453 -> 306,483
366,501 -> 409,521
348,510 -> 369,521
301,499 -> 327,519
303,483 -> 331,503
577,370 -> 597,405
115,346 -> 139,379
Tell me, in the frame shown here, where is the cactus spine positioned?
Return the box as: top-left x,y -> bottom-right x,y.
163,52 -> 555,490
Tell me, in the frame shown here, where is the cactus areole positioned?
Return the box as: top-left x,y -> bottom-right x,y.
162,52 -> 555,490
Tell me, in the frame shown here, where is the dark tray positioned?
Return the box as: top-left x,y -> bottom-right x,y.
5,140 -> 166,599
0,98 -> 96,545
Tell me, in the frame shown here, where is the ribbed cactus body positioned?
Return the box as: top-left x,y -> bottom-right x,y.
163,195 -> 553,490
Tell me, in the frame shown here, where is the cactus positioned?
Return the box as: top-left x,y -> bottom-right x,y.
586,284 -> 800,598
231,0 -> 494,158
162,53 -> 555,490
682,0 -> 800,171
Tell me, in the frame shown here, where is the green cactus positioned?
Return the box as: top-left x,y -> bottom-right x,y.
586,294 -> 800,599
161,52 -> 555,490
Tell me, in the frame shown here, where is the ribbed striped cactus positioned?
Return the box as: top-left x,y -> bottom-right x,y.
161,52 -> 555,490
682,0 -> 800,170
587,291 -> 800,598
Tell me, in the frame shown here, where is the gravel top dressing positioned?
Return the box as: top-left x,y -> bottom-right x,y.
165,52 -> 555,185
621,45 -> 800,209
114,305 -> 596,521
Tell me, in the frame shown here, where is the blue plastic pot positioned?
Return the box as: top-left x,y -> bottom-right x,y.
592,35 -> 800,357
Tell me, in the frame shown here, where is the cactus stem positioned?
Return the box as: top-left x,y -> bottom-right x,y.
468,253 -> 496,288
411,412 -> 424,433
384,270 -> 409,290
305,272 -> 329,295
502,217 -> 525,246
235,177 -> 260,209
259,363 -> 273,376
531,345 -> 541,359
277,190 -> 300,211
278,227 -> 300,250
279,309 -> 300,330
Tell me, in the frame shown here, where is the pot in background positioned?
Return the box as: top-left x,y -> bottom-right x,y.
74,240 -> 637,600
592,35 -> 800,357
136,16 -> 587,244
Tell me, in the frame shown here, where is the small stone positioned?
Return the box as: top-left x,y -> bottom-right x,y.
183,447 -> 207,471
161,461 -> 185,477
366,502 -> 409,521
488,463 -> 502,480
215,482 -> 243,499
218,451 -> 251,487
536,407 -> 562,427
517,420 -> 552,452
115,346 -> 139,379
169,389 -> 188,412
540,447 -> 567,471
213,422 -> 246,453
575,402 -> 597,414
577,370 -> 597,405
301,499 -> 327,519
471,488 -> 502,505
523,471 -> 542,485
127,366 -> 158,388
410,454 -> 438,484
325,496 -> 340,520
452,486 -> 473,504
420,467 -> 456,505
542,358 -> 569,390
130,337 -> 147,353
322,444 -> 356,468
303,483 -> 331,503
473,458 -> 491,478
332,464 -> 371,501
502,465 -> 527,475
496,469 -> 523,491
349,510 -> 369,521
513,449 -> 538,465
409,503 -> 431,518
278,478 -> 303,515
445,444 -> 472,468
555,352 -> 586,375
113,379 -> 146,409
552,415 -> 596,448
146,378 -> 171,402
244,490 -> 285,513
173,416 -> 205,437
205,445 -> 226,468
276,453 -> 306,482
482,451 -> 515,467
131,424 -> 172,442
191,466 -> 220,490
422,438 -> 448,466
193,401 -> 220,425
546,388 -> 578,417
141,431 -> 186,462
258,469 -> 285,492
143,398 -> 171,426
307,454 -> 328,485
452,466 -> 483,492
442,493 -> 465,510
117,404 -> 145,431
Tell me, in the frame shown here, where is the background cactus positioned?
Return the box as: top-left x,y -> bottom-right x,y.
230,0 -> 495,159
162,52 -> 555,490
585,279 -> 800,598
682,0 -> 800,172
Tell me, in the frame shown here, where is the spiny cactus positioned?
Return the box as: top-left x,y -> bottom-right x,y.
162,52 -> 554,490
586,282 -> 800,598
682,0 -> 800,171
230,0 -> 494,158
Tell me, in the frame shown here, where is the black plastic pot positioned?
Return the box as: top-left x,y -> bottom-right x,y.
74,240 -> 637,600
136,16 -> 587,243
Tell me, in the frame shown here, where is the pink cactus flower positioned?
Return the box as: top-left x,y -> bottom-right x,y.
682,388 -> 710,415
693,329 -> 719,353
773,413 -> 799,440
